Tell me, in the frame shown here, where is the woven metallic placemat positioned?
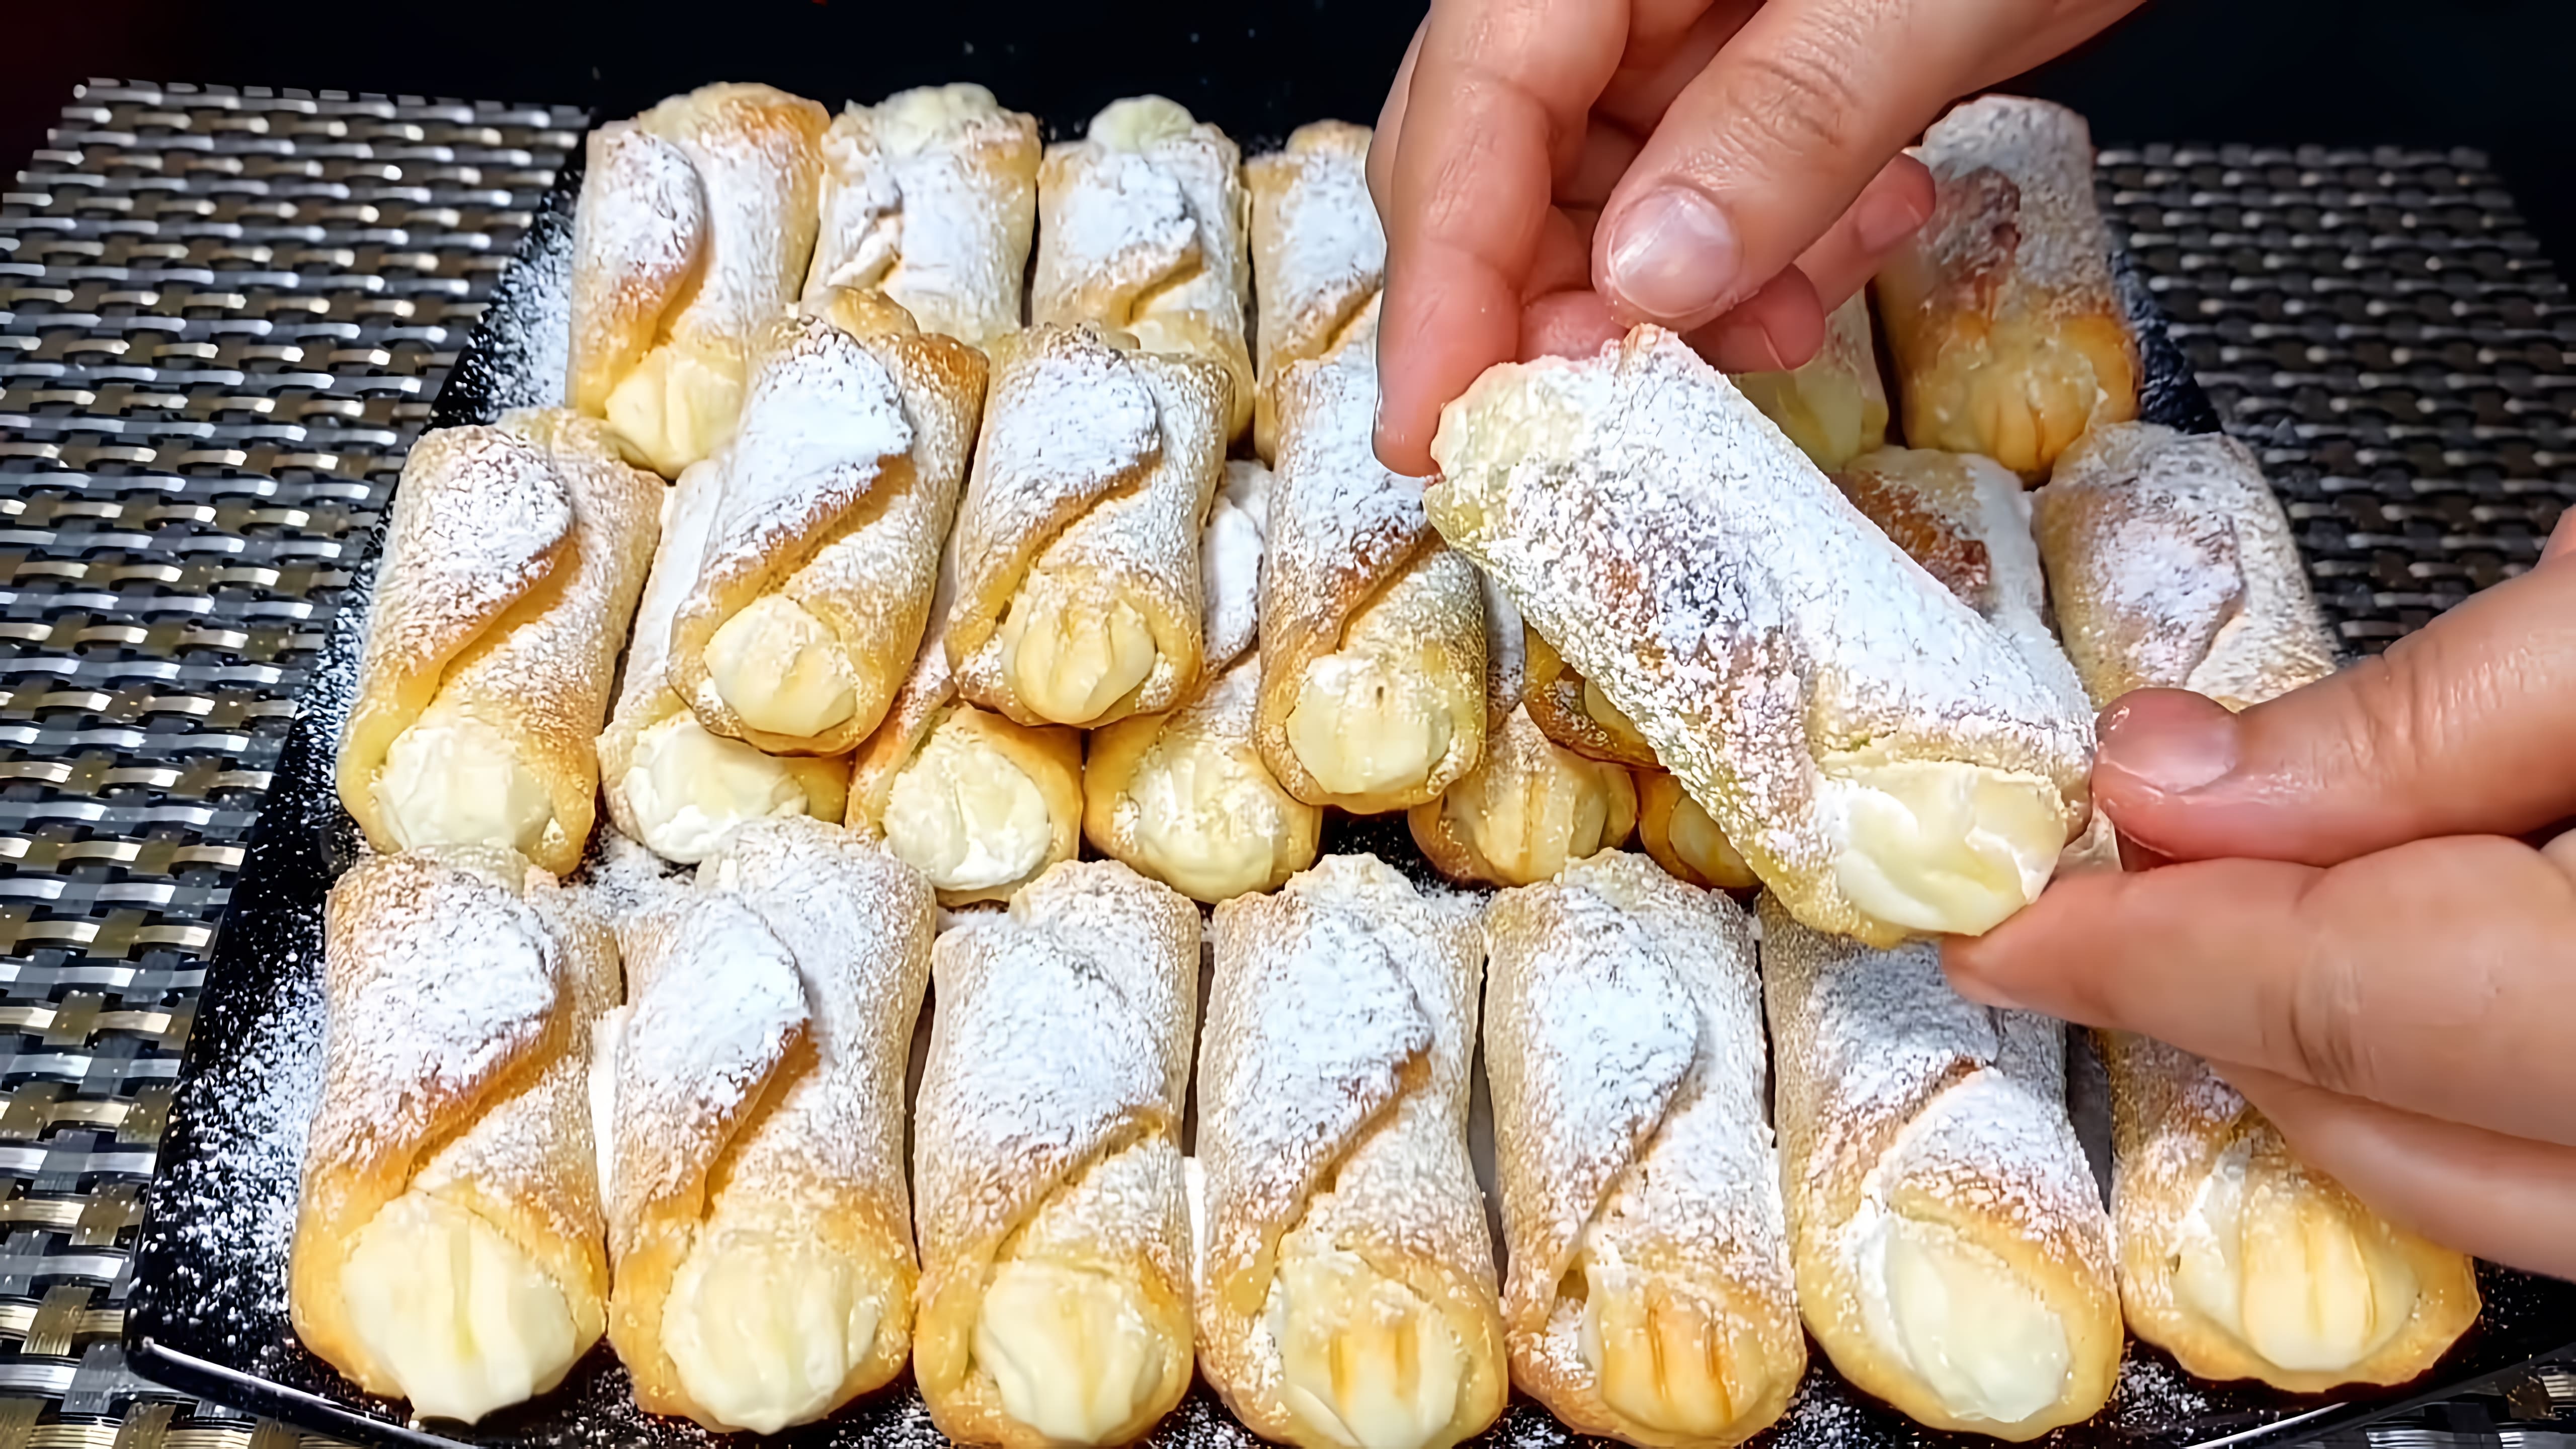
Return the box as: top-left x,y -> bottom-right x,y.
0,82 -> 2564,1449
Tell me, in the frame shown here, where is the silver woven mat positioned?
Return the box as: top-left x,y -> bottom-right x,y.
0,82 -> 2562,1449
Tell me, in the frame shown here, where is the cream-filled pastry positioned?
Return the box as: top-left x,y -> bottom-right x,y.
1522,629 -> 1660,769
598,457 -> 849,865
340,413 -> 659,875
1761,899 -> 2120,1438
1731,291 -> 1890,472
1034,96 -> 1253,438
1199,856 -> 1508,1449
1428,327 -> 2091,945
1635,771 -> 1757,893
665,289 -> 987,756
1409,705 -> 1638,888
1487,853 -> 1803,1448
945,324 -> 1230,729
1873,95 -> 2138,481
603,820 -> 932,1433
1247,119 -> 1386,461
570,83 -> 829,477
290,848 -> 614,1424
803,84 -> 1039,347
914,862 -> 1199,1448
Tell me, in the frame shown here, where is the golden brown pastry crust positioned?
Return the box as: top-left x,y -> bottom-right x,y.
1522,629 -> 1660,769
1730,291 -> 1889,473
1634,770 -> 1757,893
1246,119 -> 1384,461
1407,706 -> 1638,889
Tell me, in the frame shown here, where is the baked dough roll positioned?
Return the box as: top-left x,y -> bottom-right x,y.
666,289 -> 987,756
1259,300 -> 1489,814
1085,462 -> 1322,902
2099,1034 -> 2478,1391
914,861 -> 1199,1448
290,847 -> 613,1424
598,455 -> 850,864
339,414 -> 659,875
803,84 -> 1039,347
1636,771 -> 1757,893
570,83 -> 829,477
1524,629 -> 1659,768
945,324 -> 1230,728
2029,425 -> 2476,1388
1487,853 -> 1802,1448
1873,95 -> 2139,481
600,819 -> 933,1433
1199,855 -> 1507,1449
1428,327 -> 2092,946
1247,119 -> 1385,462
1731,292 -> 1890,472
1761,898 -> 2120,1439
2033,422 -> 2341,711
1034,96 -> 1253,438
1408,705 -> 1638,888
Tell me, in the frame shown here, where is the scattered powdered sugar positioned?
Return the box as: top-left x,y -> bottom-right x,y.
1198,464 -> 1268,669
569,125 -> 706,406
1246,120 -> 1385,381
693,317 -> 914,588
807,86 -> 1039,349
359,427 -> 573,673
948,325 -> 1161,610
637,85 -> 825,352
1917,96 -> 2115,296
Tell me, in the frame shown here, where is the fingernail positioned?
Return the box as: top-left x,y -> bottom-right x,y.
1603,185 -> 1739,324
2098,696 -> 2241,794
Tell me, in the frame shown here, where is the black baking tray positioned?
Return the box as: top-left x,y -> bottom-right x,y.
122,119 -> 2576,1449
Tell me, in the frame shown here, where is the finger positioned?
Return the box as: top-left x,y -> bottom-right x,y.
1524,205 -> 1598,303
1374,0 -> 1629,475
2224,1064 -> 2576,1281
2548,503 -> 2576,562
1944,835 -> 2576,1147
1595,1 -> 1760,135
1520,290 -> 1628,361
1559,122 -> 1646,211
2091,558 -> 2576,866
1366,21 -> 1428,209
1681,264 -> 1827,373
1791,153 -> 1935,309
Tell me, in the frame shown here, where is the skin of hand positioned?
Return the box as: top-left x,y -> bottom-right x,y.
1366,0 -> 2148,475
1946,515 -> 2576,1280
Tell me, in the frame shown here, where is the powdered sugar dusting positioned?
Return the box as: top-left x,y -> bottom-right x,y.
356,426 -> 572,675
1247,119 -> 1385,459
1200,461 -> 1269,669
1916,97 -> 2113,294
694,318 -> 915,591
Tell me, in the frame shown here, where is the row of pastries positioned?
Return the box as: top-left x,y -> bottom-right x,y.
291,78 -> 2482,1449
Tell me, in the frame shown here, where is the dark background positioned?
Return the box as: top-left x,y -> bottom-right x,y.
12,0 -> 2576,266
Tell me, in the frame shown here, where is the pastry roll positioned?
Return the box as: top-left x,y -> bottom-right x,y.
1427,327 -> 2092,945
1486,853 -> 1802,1448
1247,119 -> 1386,461
1761,899 -> 2120,1438
1086,462 -> 1323,902
1524,629 -> 1659,769
290,847 -> 614,1423
666,288 -> 987,756
1408,705 -> 1638,888
1259,300 -> 1490,814
339,414 -> 660,875
1731,292 -> 1890,472
601,819 -> 933,1433
2033,422 -> 2340,710
1199,855 -> 1507,1449
2099,1034 -> 2479,1391
597,454 -> 850,864
1873,95 -> 2138,481
570,83 -> 829,477
802,84 -> 1040,348
1635,771 -> 1757,893
945,324 -> 1230,728
2029,425 -> 2474,1389
914,861 -> 1199,1448
1034,96 -> 1253,438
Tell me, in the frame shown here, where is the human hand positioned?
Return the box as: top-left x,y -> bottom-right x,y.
1946,518 -> 2576,1279
1365,0 -> 2147,474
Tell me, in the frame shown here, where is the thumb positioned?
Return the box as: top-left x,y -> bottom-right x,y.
2093,554 -> 2576,866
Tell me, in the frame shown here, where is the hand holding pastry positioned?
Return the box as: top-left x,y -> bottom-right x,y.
1365,0 -> 2147,474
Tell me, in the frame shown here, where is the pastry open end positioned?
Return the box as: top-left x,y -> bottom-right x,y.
1573,1259 -> 1795,1447
1085,662 -> 1322,904
1730,291 -> 1890,473
998,565 -> 1170,727
1271,548 -> 1489,815
1635,771 -> 1758,893
877,705 -> 1082,905
616,710 -> 849,865
374,701 -> 558,863
657,1210 -> 903,1435
1407,706 -> 1636,888
1269,1240 -> 1473,1449
339,1192 -> 583,1424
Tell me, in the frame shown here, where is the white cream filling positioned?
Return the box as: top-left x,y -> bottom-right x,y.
872,83 -> 1004,155
375,705 -> 556,859
2172,1139 -> 2417,1374
341,1191 -> 579,1425
1440,754 -> 1615,884
1577,1255 -> 1767,1439
1665,789 -> 1754,891
703,595 -> 863,740
1091,95 -> 1198,151
1856,1211 -> 2070,1427
973,1259 -> 1169,1445
1817,755 -> 2066,937
621,711 -> 812,863
605,345 -> 742,478
1288,653 -> 1457,800
999,573 -> 1160,726
1128,736 -> 1295,901
881,717 -> 1052,892
1268,1245 -> 1467,1449
660,1224 -> 885,1435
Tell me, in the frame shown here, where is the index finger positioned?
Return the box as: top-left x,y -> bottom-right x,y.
1372,0 -> 1628,475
